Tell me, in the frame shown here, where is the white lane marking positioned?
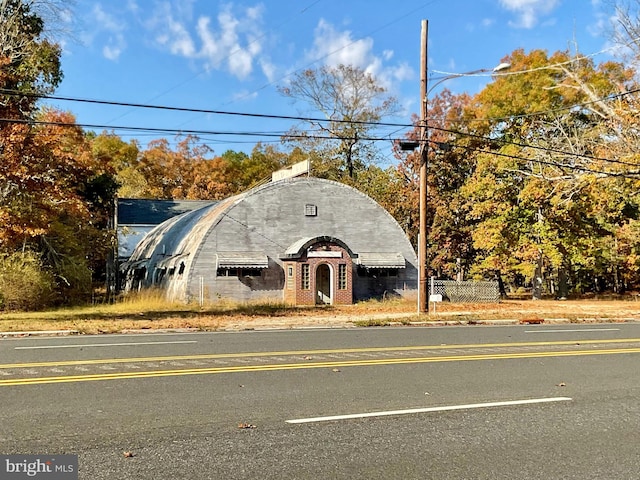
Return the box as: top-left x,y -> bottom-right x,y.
14,341 -> 197,350
286,397 -> 573,424
525,328 -> 620,333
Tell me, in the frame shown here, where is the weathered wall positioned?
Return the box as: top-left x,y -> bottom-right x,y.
126,177 -> 418,304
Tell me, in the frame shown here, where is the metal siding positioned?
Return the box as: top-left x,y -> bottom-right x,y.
126,178 -> 417,303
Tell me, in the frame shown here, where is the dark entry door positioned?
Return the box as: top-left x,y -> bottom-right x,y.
316,264 -> 331,304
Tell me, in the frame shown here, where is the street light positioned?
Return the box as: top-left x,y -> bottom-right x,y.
413,19 -> 511,314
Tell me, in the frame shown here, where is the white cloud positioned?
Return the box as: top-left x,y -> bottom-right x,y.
126,1 -> 140,14
232,90 -> 259,102
499,0 -> 560,28
482,18 -> 495,28
392,62 -> 413,83
103,42 -> 124,61
150,2 -> 266,80
91,4 -> 127,60
307,20 -> 414,90
259,58 -> 277,83
308,19 -> 374,69
168,18 -> 196,56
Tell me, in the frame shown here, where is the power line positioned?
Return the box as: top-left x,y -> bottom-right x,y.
429,124 -> 640,169
3,87 -> 639,171
459,86 -> 640,125
5,115 -> 639,178
0,89 -> 412,129
4,113 -> 639,179
456,143 -> 640,180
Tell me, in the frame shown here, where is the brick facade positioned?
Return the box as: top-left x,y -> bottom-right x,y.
283,241 -> 353,306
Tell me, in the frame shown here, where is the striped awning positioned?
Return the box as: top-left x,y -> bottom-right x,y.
155,253 -> 189,269
119,258 -> 149,272
356,252 -> 405,269
216,252 -> 269,269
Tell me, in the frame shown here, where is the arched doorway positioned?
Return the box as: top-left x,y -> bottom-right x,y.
316,264 -> 332,304
282,237 -> 354,306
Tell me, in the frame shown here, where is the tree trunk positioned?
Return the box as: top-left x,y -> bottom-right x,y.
494,270 -> 507,299
557,265 -> 568,299
532,250 -> 543,300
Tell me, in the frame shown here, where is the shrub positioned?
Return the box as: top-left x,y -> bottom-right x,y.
0,251 -> 55,311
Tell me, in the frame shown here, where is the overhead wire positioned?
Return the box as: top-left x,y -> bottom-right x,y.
4,114 -> 639,179
429,32 -> 640,79
4,40 -> 640,175
444,140 -> 640,180
428,120 -> 640,169
105,0 -> 325,126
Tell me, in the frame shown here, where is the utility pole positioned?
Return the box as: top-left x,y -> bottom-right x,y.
418,19 -> 429,314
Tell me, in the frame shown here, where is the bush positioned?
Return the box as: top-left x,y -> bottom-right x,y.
0,251 -> 55,311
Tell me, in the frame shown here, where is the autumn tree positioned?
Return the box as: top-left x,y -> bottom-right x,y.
1,0 -> 64,247
0,1 -> 122,308
463,48 -> 640,296
90,131 -> 140,197
391,89 -> 481,281
279,64 -> 399,180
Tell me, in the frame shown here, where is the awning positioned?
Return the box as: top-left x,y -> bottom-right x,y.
216,252 -> 269,269
156,253 -> 189,269
283,237 -> 314,258
356,252 -> 405,269
281,236 -> 357,260
119,258 -> 149,272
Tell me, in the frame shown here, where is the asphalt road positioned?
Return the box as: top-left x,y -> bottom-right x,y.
0,324 -> 639,479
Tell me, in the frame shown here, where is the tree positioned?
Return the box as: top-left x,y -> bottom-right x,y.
462,47 -> 640,296
279,64 -> 399,180
1,0 -> 64,251
393,90 -> 480,280
0,0 -> 65,119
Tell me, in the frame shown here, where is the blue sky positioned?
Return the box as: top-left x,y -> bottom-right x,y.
50,0 -> 618,156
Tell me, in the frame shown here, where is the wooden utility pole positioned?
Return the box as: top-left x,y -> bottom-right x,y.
418,19 -> 429,314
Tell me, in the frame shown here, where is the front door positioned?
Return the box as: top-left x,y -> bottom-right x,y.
316,264 -> 332,304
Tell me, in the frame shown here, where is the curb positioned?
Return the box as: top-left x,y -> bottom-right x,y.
0,317 -> 638,336
0,330 -> 79,337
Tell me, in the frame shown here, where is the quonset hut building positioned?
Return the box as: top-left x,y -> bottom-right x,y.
120,175 -> 418,305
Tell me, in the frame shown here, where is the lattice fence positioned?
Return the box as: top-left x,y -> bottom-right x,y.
430,280 -> 500,303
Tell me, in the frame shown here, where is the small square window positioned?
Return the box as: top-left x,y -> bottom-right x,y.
304,204 -> 317,216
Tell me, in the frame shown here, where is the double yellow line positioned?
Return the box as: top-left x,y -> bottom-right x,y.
1,339 -> 639,387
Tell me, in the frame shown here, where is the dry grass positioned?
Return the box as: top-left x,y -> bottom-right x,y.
1,293 -> 640,334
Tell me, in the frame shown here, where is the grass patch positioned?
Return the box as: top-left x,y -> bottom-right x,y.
352,318 -> 392,327
1,295 -> 639,334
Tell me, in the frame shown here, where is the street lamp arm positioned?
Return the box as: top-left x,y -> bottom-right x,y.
426,63 -> 511,98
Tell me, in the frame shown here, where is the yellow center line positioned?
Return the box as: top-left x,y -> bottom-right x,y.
2,337 -> 640,370
1,346 -> 639,387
